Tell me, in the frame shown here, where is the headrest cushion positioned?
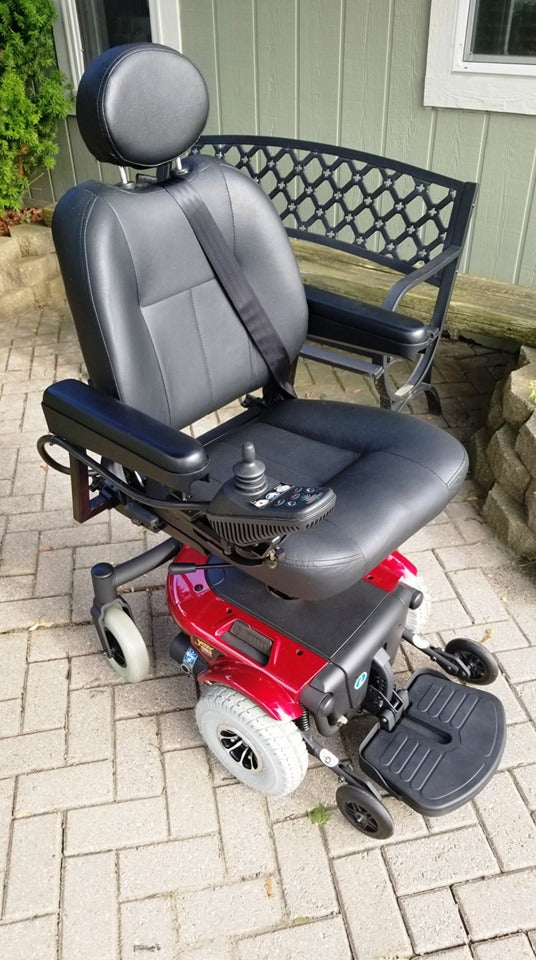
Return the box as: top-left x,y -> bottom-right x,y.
76,43 -> 209,169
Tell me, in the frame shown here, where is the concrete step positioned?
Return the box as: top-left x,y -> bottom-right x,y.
35,276 -> 66,308
0,285 -> 37,320
0,236 -> 23,268
18,253 -> 60,288
0,252 -> 60,299
0,263 -> 23,298
9,222 -> 56,257
0,254 -> 65,319
0,278 -> 66,321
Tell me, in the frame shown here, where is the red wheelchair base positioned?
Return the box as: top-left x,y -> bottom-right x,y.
166,545 -> 417,721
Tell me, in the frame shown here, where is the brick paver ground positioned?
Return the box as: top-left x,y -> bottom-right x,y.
1,301 -> 535,960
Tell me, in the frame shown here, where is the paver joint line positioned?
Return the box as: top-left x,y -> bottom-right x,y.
1,301 -> 534,960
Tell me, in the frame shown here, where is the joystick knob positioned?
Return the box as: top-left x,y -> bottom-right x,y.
233,442 -> 267,495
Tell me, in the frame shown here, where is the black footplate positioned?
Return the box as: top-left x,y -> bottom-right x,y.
359,669 -> 506,816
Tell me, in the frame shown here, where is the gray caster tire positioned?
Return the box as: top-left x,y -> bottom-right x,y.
403,571 -> 432,635
102,605 -> 150,683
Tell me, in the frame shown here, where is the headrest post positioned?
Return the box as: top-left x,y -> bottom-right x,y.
118,166 -> 128,185
156,162 -> 172,183
172,156 -> 188,178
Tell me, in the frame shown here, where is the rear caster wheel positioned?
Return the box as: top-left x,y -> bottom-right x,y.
102,605 -> 150,683
402,572 -> 432,635
195,684 -> 308,797
336,783 -> 394,839
445,637 -> 498,686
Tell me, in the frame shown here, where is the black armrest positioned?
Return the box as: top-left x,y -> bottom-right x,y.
42,380 -> 209,491
305,285 -> 430,361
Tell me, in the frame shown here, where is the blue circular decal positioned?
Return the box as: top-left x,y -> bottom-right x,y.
354,671 -> 368,690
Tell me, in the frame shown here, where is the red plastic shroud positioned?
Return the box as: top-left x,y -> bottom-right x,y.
166,546 -> 417,721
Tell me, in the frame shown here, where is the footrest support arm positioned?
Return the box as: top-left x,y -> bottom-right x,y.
300,731 -> 383,802
90,537 -> 182,656
402,628 -> 472,681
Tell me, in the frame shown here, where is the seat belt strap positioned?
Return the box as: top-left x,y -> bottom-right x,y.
163,178 -> 296,399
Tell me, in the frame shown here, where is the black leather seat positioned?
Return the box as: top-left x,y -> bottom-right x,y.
48,42 -> 468,601
194,400 -> 467,599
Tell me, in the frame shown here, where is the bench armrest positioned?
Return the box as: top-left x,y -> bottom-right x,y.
42,380 -> 209,491
381,245 -> 461,312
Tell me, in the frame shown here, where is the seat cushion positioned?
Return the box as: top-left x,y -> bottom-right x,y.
195,400 -> 468,600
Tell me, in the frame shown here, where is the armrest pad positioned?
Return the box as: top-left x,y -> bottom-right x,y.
305,284 -> 430,360
42,380 -> 209,490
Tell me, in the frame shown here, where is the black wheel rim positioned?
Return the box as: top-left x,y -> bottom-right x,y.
105,629 -> 126,668
218,728 -> 260,771
461,652 -> 486,679
345,801 -> 379,834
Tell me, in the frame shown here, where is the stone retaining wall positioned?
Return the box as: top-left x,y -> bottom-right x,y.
471,345 -> 536,557
0,222 -> 65,320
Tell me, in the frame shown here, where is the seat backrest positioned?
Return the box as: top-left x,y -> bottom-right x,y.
52,44 -> 307,429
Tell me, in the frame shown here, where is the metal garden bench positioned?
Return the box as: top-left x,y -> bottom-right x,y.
192,135 -> 477,412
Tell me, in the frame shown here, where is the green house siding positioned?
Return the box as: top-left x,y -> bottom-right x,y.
43,0 -> 536,288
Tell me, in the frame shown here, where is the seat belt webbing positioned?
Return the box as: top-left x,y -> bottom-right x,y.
163,178 -> 296,399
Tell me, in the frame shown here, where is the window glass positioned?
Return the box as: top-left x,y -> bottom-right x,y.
469,0 -> 536,60
75,0 -> 151,66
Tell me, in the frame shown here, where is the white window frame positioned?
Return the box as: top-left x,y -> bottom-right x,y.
425,0 -> 536,115
52,0 -> 166,89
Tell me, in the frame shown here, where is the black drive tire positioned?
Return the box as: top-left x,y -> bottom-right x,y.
195,684 -> 308,797
336,783 -> 394,839
445,637 -> 499,686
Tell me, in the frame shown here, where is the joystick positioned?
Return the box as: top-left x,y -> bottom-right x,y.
233,442 -> 267,496
206,441 -> 336,547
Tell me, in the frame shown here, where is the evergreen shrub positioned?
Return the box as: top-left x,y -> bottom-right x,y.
0,0 -> 72,212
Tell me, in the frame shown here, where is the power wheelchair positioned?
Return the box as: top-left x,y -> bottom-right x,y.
39,43 -> 505,839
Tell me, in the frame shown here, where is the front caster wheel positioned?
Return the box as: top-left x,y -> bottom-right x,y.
336,783 -> 394,839
445,637 -> 499,686
195,684 -> 308,797
102,605 -> 150,683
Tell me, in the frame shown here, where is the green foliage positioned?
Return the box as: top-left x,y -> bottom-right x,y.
0,0 -> 73,212
306,802 -> 332,826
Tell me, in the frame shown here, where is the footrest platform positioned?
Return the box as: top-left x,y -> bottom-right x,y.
359,669 -> 506,816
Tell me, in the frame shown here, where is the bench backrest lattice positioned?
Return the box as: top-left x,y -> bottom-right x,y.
191,135 -> 478,412
192,136 -> 475,281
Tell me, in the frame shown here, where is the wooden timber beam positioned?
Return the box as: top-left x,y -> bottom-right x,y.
291,239 -> 536,347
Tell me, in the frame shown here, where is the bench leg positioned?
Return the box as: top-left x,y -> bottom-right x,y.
376,376 -> 392,410
377,362 -> 443,415
425,383 -> 442,415
374,337 -> 445,416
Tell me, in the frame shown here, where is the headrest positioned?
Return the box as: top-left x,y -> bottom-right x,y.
76,43 -> 209,169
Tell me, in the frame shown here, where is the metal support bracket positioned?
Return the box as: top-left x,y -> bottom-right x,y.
89,538 -> 182,656
300,730 -> 384,801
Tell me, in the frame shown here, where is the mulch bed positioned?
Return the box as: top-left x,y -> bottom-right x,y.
0,207 -> 43,237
